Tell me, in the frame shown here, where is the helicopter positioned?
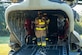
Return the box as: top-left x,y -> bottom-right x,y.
5,0 -> 82,55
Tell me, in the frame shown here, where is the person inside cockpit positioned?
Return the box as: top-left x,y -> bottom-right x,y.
57,15 -> 69,45
57,15 -> 65,45
24,18 -> 33,43
57,15 -> 65,39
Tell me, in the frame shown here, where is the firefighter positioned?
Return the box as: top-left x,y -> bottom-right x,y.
57,15 -> 65,45
24,19 -> 34,44
24,19 -> 32,35
57,15 -> 69,45
57,15 -> 65,40
35,12 -> 49,46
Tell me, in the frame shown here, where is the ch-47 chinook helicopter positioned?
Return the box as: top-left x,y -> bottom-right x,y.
5,0 -> 82,55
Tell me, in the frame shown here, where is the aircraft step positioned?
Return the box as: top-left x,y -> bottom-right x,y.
13,44 -> 39,55
13,45 -> 68,55
62,46 -> 68,55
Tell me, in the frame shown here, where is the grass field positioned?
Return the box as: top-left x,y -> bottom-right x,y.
0,36 -> 10,44
0,36 -> 11,55
0,44 -> 11,55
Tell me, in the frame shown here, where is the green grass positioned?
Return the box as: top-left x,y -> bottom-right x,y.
0,36 -> 10,44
